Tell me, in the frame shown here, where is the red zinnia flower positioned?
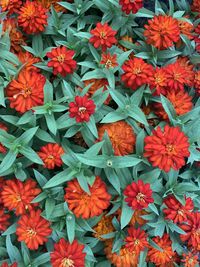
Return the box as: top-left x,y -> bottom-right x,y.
65,176 -> 111,219
6,70 -> 46,113
1,179 -> 41,216
50,238 -> 86,267
180,212 -> 200,251
194,71 -> 200,94
0,0 -> 22,15
191,0 -> 200,13
16,209 -> 52,250
121,57 -> 153,90
149,67 -> 168,95
125,227 -> 149,254
0,123 -> 8,154
38,143 -> 64,169
100,53 -> 118,68
0,208 -> 10,232
163,195 -> 194,224
69,95 -> 96,123
89,22 -> 117,51
18,0 -> 48,34
144,125 -> 190,172
47,46 -> 77,77
177,57 -> 195,87
124,180 -> 154,210
182,252 -> 199,267
144,15 -> 180,50
119,0 -> 143,14
178,19 -> 193,40
0,263 -> 17,267
148,234 -> 176,265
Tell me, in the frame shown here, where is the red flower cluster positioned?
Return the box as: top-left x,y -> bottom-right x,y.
119,0 -> 143,14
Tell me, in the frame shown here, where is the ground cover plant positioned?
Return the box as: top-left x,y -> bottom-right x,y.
0,0 -> 200,266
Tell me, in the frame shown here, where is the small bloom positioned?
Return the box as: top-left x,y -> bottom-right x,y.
18,0 -> 48,34
178,19 -> 193,40
0,263 -> 17,267
89,22 -> 117,51
182,252 -> 199,267
100,53 -> 118,69
93,215 -> 114,240
191,0 -> 200,13
39,0 -> 67,12
65,176 -> 111,219
98,121 -> 136,156
121,58 -> 154,90
1,179 -> 41,215
38,143 -> 64,169
149,67 -> 168,96
0,0 -> 22,14
6,70 -> 46,113
16,209 -> 52,250
130,209 -> 148,226
0,208 -> 10,232
0,123 -> 8,154
119,0 -> 143,14
51,238 -> 86,267
47,46 -> 77,77
124,180 -> 154,210
177,57 -> 195,87
148,234 -> 176,265
144,125 -> 190,172
194,70 -> 200,94
18,51 -> 40,73
163,195 -> 194,224
69,95 -> 96,123
125,227 -> 148,254
144,15 -> 180,50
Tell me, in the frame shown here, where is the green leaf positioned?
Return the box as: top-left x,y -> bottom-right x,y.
160,95 -> 176,123
32,253 -> 50,266
45,114 -> 57,135
75,154 -> 107,168
66,214 -> 75,244
45,198 -> 55,219
16,127 -> 38,145
127,104 -> 148,125
120,201 -> 134,229
19,147 -> 43,165
0,150 -> 17,175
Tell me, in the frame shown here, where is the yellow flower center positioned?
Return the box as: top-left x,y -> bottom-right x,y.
177,209 -> 184,216
78,107 -> 86,113
26,228 -> 37,237
61,258 -> 74,267
133,67 -> 141,74
166,144 -> 176,155
100,31 -> 106,39
136,192 -> 145,202
105,59 -> 113,68
57,54 -> 65,63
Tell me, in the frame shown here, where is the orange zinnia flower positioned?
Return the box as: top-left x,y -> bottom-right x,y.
144,125 -> 190,172
119,0 -> 143,14
47,46 -> 77,77
177,57 -> 195,87
178,19 -> 193,40
64,176 -> 111,219
1,179 -> 41,215
51,238 -> 86,267
0,123 -> 8,154
18,0 -> 48,34
0,208 -> 10,232
163,195 -> 194,224
121,58 -> 154,90
100,53 -> 118,69
105,240 -> 139,267
148,234 -> 176,265
130,209 -> 148,226
6,70 -> 46,113
39,0 -> 66,12
93,214 -> 115,240
182,252 -> 199,267
0,263 -> 17,267
149,67 -> 168,96
153,90 -> 193,121
38,143 -> 64,169
17,51 -> 40,73
144,15 -> 180,50
0,0 -> 22,14
124,180 -> 154,210
180,212 -> 200,251
98,121 -> 136,156
194,70 -> 200,94
89,22 -> 117,51
16,209 -> 52,250
125,227 -> 148,254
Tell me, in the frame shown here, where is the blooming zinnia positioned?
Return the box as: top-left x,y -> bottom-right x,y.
149,67 -> 168,96
124,180 -> 154,210
38,143 -> 64,169
0,263 -> 17,267
163,195 -> 194,224
119,0 -> 143,14
46,46 -> 77,77
125,227 -> 148,254
89,22 -> 117,51
0,123 -> 8,154
144,15 -> 180,50
17,51 -> 40,73
98,121 -> 136,156
181,252 -> 199,267
144,125 -> 190,172
1,179 -> 41,215
64,176 -> 111,219
16,209 -> 52,250
0,208 -> 10,232
148,234 -> 176,265
6,70 -> 46,113
121,58 -> 153,90
100,53 -> 118,69
18,0 -> 48,34
50,238 -> 86,267
194,70 -> 200,94
191,0 -> 200,13
93,215 -> 114,240
69,95 -> 96,123
0,0 -> 22,15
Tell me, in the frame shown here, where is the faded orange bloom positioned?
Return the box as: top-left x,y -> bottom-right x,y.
17,51 -> 40,72
39,0 -> 67,12
0,208 -> 10,232
98,121 -> 136,156
65,176 -> 111,219
0,0 -> 22,14
130,209 -> 148,226
1,179 -> 41,215
100,53 -> 118,69
182,252 -> 199,267
178,19 -> 193,39
194,70 -> 200,94
118,35 -> 134,52
93,215 -> 114,240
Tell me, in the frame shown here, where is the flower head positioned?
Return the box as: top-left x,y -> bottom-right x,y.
130,209 -> 148,226
0,123 -> 8,154
93,215 -> 114,240
39,0 -> 67,12
119,0 -> 143,14
194,70 -> 200,94
163,195 -> 194,224
144,15 -> 180,50
18,51 -> 40,73
191,0 -> 200,13
182,252 -> 199,267
177,57 -> 195,87
89,22 -> 117,51
100,53 -> 118,69
69,95 -> 96,123
16,209 -> 52,250
149,67 -> 168,96
124,180 -> 154,210
178,19 -> 193,40
18,0 -> 48,34
65,176 -> 111,219
0,208 -> 10,232
0,0 -> 22,14
144,125 -> 190,172
38,143 -> 64,169
98,121 -> 136,156
125,227 -> 148,254
51,238 -> 86,267
6,70 -> 46,113
121,58 -> 153,90
47,46 -> 77,77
